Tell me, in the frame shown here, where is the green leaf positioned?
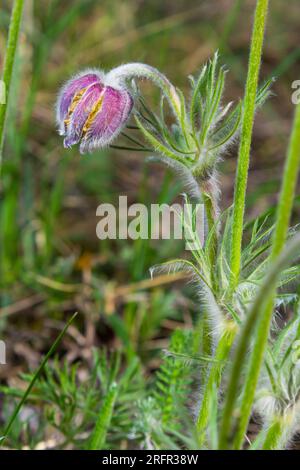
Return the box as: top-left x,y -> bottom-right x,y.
89,382 -> 118,450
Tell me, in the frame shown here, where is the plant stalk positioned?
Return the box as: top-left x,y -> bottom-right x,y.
196,322 -> 236,446
261,417 -> 283,450
0,0 -> 24,164
199,176 -> 219,290
218,233 -> 300,449
229,0 -> 269,292
232,102 -> 300,449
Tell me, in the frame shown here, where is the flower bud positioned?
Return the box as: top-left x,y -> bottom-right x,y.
56,70 -> 133,153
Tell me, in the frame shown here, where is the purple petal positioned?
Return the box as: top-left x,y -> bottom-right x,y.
63,83 -> 104,148
80,86 -> 133,153
56,71 -> 103,135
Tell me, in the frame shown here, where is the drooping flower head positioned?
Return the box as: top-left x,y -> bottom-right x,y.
56,69 -> 133,154
56,63 -> 182,155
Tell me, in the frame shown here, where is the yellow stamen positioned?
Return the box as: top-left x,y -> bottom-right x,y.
64,87 -> 87,130
82,94 -> 104,135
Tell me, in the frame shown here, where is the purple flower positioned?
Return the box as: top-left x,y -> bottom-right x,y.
56,70 -> 133,153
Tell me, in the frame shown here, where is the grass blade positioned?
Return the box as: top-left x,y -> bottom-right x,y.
0,312 -> 78,445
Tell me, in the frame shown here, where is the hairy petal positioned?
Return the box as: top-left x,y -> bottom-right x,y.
56,71 -> 103,135
80,86 -> 133,153
64,83 -> 104,148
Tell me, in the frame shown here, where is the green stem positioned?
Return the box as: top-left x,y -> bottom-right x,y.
269,103 -> 300,258
229,0 -> 269,292
199,177 -> 219,289
232,102 -> 300,449
203,192 -> 217,270
218,233 -> 300,449
0,0 -> 24,163
108,63 -> 181,119
196,322 -> 236,446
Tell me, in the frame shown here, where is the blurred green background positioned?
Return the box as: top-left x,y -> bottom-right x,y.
0,0 -> 299,404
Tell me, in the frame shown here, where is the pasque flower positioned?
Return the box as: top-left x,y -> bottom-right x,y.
56,63 -> 180,154
56,69 -> 134,153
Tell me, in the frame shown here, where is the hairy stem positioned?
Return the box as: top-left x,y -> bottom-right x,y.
198,176 -> 219,289
232,102 -> 300,449
261,417 -> 283,450
196,322 -> 236,446
269,103 -> 300,258
229,0 -> 269,292
0,0 -> 24,164
218,233 -> 300,449
107,62 -> 181,118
